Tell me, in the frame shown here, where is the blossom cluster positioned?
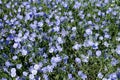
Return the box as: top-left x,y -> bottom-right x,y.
0,0 -> 120,80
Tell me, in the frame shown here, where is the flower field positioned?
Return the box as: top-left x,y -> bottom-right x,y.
0,0 -> 120,80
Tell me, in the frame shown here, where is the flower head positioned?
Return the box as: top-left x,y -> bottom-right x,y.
75,57 -> 81,64
97,72 -> 103,79
85,29 -> 92,35
96,50 -> 102,57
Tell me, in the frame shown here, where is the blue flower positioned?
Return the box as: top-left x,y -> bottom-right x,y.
5,61 -> 11,67
68,74 -> 72,79
5,40 -> 9,45
1,78 -> 7,80
96,50 -> 102,57
78,71 -> 87,79
11,68 -> 16,77
23,71 -> 28,76
21,49 -> 28,56
108,73 -> 117,80
16,64 -> 22,69
85,29 -> 92,35
97,72 -> 103,79
51,56 -> 62,64
75,57 -> 81,64
111,58 -> 119,66
43,74 -> 49,80
8,34 -> 14,40
92,44 -> 98,49
63,55 -> 68,64
29,74 -> 35,80
116,45 -> 120,55
2,53 -> 8,59
13,42 -> 19,48
34,64 -> 40,70
72,43 -> 81,50
117,72 -> 120,78
43,13 -> 48,18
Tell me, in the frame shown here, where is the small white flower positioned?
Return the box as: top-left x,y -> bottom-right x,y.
30,23 -> 37,29
63,3 -> 68,8
11,72 -> 16,77
75,57 -> 81,63
23,71 -> 28,76
71,19 -> 74,23
31,69 -> 37,75
11,68 -> 16,77
12,56 -> 18,60
88,21 -> 92,25
15,76 -> 20,80
74,2 -> 81,9
34,64 -> 40,70
29,58 -> 33,62
6,3 -> 10,8
116,37 -> 120,41
25,14 -> 31,20
81,55 -> 89,63
56,20 -> 60,26
116,45 -> 120,55
18,32 -> 22,37
29,36 -> 35,41
49,48 -> 54,53
104,0 -> 109,3
10,29 -> 16,34
18,8 -> 21,12
58,47 -> 63,52
11,68 -> 16,73
21,49 -> 27,56
98,11 -> 101,16
14,37 -> 21,42
68,11 -> 72,16
17,14 -> 23,20
97,72 -> 103,79
57,37 -> 63,44
56,45 -> 63,52
41,67 -> 47,73
47,65 -> 53,72
39,62 -> 43,68
72,43 -> 81,50
87,40 -> 94,46
68,74 -> 72,79
51,56 -> 62,64
87,50 -> 92,56
109,73 -> 117,79
23,34 -> 28,40
38,22 -> 43,27
29,74 -> 35,80
86,29 -> 92,35
96,50 -> 102,57
61,29 -> 68,37
16,64 -> 22,69
72,27 -> 76,31
31,33 -> 37,39
5,61 -> 11,67
99,36 -> 103,40
13,43 -> 18,48
104,34 -> 110,39
104,41 -> 109,47
43,74 -> 48,80
53,26 -> 60,32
